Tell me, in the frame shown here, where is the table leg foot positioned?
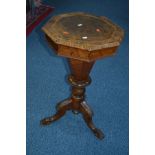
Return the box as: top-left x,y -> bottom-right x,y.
92,128 -> 104,140
83,115 -> 104,140
80,101 -> 104,140
41,99 -> 72,126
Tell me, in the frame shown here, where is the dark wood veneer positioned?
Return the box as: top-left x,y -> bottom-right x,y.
41,12 -> 124,140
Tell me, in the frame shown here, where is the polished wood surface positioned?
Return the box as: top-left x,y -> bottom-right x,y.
41,12 -> 124,140
42,12 -> 124,62
42,12 -> 124,50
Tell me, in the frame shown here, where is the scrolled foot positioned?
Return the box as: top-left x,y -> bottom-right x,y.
80,102 -> 104,140
92,128 -> 104,140
41,117 -> 54,125
41,99 -> 71,126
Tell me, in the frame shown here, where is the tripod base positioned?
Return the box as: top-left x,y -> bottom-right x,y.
41,98 -> 104,140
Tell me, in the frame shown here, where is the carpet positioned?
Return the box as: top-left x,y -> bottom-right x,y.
26,5 -> 54,36
26,0 -> 129,154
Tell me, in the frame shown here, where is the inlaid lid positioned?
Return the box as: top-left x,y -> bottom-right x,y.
42,12 -> 124,51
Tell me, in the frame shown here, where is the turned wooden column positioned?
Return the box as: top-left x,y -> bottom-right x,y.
68,59 -> 94,113
40,12 -> 124,140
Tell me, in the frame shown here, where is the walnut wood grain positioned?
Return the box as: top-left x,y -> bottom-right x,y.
42,12 -> 124,51
41,12 -> 124,140
45,34 -> 118,62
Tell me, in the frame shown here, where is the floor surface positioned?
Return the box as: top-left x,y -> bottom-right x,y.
26,0 -> 129,154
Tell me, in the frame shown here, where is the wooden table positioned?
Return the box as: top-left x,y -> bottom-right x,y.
41,12 -> 124,140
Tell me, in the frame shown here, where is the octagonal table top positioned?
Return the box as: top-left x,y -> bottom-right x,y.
42,12 -> 124,51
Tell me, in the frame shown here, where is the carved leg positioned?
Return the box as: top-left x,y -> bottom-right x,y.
80,101 -> 104,140
41,99 -> 72,125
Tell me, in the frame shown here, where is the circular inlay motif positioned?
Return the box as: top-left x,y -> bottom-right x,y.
77,23 -> 83,27
82,36 -> 88,40
42,12 -> 124,51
